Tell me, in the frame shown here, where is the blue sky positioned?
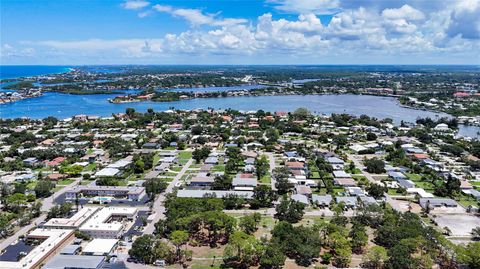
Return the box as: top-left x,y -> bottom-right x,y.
1,0 -> 479,65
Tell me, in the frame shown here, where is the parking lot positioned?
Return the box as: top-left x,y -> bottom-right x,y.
0,239 -> 35,262
434,214 -> 480,237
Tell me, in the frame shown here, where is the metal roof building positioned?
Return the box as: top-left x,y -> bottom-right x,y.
43,255 -> 105,269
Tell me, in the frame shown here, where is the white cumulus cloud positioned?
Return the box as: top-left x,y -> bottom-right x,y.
152,4 -> 247,27
121,0 -> 150,10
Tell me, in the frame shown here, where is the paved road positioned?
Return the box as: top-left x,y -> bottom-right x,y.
0,177 -> 82,251
346,154 -> 402,211
266,152 -> 277,190
143,159 -> 193,234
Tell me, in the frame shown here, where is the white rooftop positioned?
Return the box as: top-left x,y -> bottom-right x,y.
95,167 -> 120,177
0,229 -> 74,269
44,207 -> 100,229
83,238 -> 118,255
79,207 -> 137,233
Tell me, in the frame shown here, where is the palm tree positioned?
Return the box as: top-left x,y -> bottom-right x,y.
471,227 -> 480,241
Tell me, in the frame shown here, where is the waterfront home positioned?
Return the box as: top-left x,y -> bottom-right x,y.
434,123 -> 450,132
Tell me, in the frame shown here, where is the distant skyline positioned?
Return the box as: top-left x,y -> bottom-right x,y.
1,0 -> 479,65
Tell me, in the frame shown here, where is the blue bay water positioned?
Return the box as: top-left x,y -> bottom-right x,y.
0,65 -> 478,138
0,92 -> 448,122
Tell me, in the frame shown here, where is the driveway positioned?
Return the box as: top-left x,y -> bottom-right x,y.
143,159 -> 193,234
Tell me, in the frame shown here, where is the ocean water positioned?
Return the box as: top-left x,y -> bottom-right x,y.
0,65 -> 71,79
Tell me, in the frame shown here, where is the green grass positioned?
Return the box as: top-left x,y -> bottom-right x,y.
186,261 -> 222,269
212,165 -> 225,172
178,151 -> 192,159
80,180 -> 91,185
470,181 -> 480,187
170,166 -> 183,172
333,187 -> 345,195
57,179 -> 75,185
260,174 -> 271,184
259,216 -> 276,229
83,163 -> 97,172
35,167 -> 53,173
310,171 -> 320,179
153,153 -> 161,165
406,173 -> 422,181
162,177 -> 175,182
178,159 -> 189,165
414,181 -> 435,191
458,195 -> 479,207
388,188 -> 403,195
53,186 -> 65,192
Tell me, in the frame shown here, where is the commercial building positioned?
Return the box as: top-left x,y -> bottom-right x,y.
82,239 -> 118,256
65,185 -> 146,201
79,207 -> 138,238
0,229 -> 74,269
43,255 -> 105,269
43,207 -> 100,229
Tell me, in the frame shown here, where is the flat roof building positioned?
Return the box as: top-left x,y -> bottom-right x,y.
43,207 -> 100,229
79,207 -> 137,239
43,255 -> 105,269
82,239 -> 118,256
65,185 -> 146,201
0,229 -> 74,269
